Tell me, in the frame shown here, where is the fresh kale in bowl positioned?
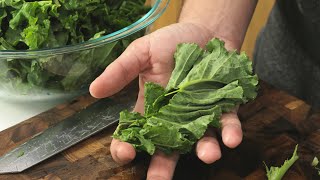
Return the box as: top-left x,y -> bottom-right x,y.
0,0 -> 150,91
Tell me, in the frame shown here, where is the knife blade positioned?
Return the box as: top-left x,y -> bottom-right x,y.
0,95 -> 135,174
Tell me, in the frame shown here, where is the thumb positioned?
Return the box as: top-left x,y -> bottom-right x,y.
90,37 -> 151,98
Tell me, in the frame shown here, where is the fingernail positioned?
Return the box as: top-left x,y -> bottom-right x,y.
223,133 -> 232,145
197,148 -> 206,160
116,145 -> 135,164
222,126 -> 242,148
197,142 -> 221,164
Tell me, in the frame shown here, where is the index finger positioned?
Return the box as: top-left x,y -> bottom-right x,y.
90,37 -> 151,98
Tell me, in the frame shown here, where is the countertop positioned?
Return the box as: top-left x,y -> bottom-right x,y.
0,81 -> 319,180
0,92 -> 78,132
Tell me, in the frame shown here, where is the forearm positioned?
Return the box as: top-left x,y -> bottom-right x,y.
179,0 -> 257,49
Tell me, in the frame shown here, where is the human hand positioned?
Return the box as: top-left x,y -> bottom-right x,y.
90,23 -> 243,180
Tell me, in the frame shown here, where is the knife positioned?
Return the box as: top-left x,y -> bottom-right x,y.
0,95 -> 135,174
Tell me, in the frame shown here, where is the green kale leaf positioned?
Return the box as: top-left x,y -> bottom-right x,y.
311,156 -> 320,176
113,38 -> 259,155
264,145 -> 299,180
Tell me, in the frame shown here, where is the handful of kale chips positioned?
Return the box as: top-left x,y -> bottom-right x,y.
113,38 -> 259,155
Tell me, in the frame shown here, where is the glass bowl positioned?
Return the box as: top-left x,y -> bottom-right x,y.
0,0 -> 170,103
0,0 -> 171,130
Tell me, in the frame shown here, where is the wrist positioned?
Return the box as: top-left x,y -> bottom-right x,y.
177,22 -> 242,51
178,0 -> 257,51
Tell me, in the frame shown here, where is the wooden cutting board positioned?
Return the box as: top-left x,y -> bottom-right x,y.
0,81 -> 319,180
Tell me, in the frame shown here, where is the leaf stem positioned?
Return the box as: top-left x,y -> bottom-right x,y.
165,89 -> 180,96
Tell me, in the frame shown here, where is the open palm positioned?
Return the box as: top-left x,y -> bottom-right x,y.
90,23 -> 243,180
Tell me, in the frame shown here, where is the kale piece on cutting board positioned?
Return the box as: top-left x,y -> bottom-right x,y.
264,145 -> 299,180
